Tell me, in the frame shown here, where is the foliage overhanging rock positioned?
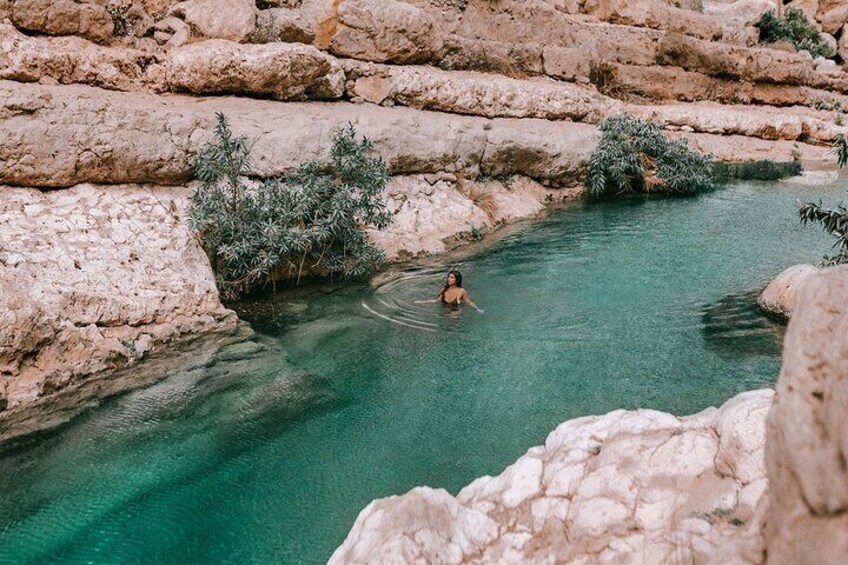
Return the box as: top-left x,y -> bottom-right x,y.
585,114 -> 718,197
188,113 -> 392,299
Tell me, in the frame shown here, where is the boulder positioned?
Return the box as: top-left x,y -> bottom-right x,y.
0,22 -> 151,91
330,0 -> 444,64
331,389 -> 774,563
8,0 -> 114,43
163,40 -> 344,100
839,24 -> 848,61
170,0 -> 257,42
758,264 -> 818,319
765,266 -> 848,564
819,4 -> 848,34
250,7 -> 315,44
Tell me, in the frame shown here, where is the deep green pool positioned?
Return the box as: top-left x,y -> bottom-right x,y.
0,178 -> 843,564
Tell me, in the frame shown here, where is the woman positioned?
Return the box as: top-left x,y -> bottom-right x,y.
416,270 -> 483,313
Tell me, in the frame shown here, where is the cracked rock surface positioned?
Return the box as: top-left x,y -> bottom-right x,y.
331,389 -> 774,564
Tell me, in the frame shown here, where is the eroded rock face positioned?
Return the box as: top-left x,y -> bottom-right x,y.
170,0 -> 257,42
163,40 -> 345,100
0,80 -> 597,188
331,390 -> 774,563
765,266 -> 848,564
757,264 -> 818,319
330,0 -> 444,64
0,184 -> 238,438
7,0 -> 114,43
0,23 -> 152,91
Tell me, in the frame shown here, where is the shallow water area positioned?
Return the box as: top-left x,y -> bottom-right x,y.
0,179 -> 843,564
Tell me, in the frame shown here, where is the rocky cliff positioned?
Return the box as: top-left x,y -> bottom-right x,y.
0,0 -> 845,439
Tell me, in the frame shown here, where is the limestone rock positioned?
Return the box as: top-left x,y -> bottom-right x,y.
370,175 -> 555,260
0,22 -> 152,91
330,0 -> 444,64
250,7 -> 315,44
170,0 -> 257,42
597,0 -> 738,41
0,184 -> 237,434
8,0 -> 114,43
657,32 -> 820,87
0,80 -> 596,188
765,266 -> 848,564
819,4 -> 848,34
757,264 -> 818,319
332,389 -> 774,563
345,61 -> 621,122
702,0 -> 776,26
839,24 -> 848,61
163,40 -> 344,100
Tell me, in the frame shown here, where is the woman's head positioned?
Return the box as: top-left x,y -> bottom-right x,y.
446,270 -> 462,287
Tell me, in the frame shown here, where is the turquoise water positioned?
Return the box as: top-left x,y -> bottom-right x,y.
0,179 -> 843,564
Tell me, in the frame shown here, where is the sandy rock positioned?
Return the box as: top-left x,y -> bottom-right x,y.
345,61 -> 620,121
542,46 -> 592,82
0,184 -> 237,426
0,22 -> 152,91
8,0 -> 114,43
839,24 -> 848,61
0,80 -> 596,188
786,0 -> 819,23
440,35 -> 544,77
765,266 -> 848,564
596,0 -> 738,41
163,40 -> 344,100
170,0 -> 257,42
331,390 -> 774,563
250,7 -> 315,44
819,4 -> 848,34
757,264 -> 818,319
330,0 -> 444,64
702,0 -> 775,25
657,32 -> 821,87
371,174 -> 555,260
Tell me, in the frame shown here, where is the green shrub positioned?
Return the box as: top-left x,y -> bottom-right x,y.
189,113 -> 392,299
585,115 -> 718,197
755,8 -> 835,59
799,134 -> 848,266
713,159 -> 802,182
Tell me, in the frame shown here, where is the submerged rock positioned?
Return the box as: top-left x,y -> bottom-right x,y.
758,264 -> 818,320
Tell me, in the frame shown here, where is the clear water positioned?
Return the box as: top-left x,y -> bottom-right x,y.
0,179 -> 843,564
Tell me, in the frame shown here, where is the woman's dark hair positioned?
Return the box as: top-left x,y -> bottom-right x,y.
439,270 -> 463,298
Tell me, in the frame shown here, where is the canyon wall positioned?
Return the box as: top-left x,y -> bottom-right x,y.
1,0 -> 846,437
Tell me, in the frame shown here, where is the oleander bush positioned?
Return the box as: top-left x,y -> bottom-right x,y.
189,113 -> 392,299
585,114 -> 718,197
756,8 -> 835,59
799,134 -> 848,266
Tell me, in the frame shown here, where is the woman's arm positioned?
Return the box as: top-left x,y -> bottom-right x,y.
461,289 -> 484,313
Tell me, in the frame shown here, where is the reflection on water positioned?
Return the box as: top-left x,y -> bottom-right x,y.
0,179 -> 844,564
701,290 -> 785,357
